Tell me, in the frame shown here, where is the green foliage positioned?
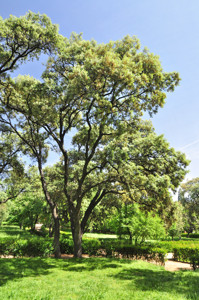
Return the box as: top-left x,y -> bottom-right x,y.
0,236 -> 53,257
188,233 -> 199,239
110,203 -> 166,244
82,238 -> 102,256
173,247 -> 199,270
59,235 -> 166,264
5,167 -> 47,230
0,204 -> 7,225
0,225 -> 53,257
179,178 -> 199,234
168,223 -> 181,240
59,236 -> 74,254
0,11 -> 63,77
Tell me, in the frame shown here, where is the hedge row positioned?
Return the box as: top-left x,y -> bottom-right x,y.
154,240 -> 199,253
0,236 -> 53,257
181,233 -> 199,239
173,246 -> 199,270
60,237 -> 167,264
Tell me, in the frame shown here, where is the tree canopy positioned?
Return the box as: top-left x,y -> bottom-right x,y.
0,11 -> 63,78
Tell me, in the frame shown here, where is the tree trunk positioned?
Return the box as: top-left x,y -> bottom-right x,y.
53,213 -> 61,258
71,213 -> 83,258
38,159 -> 61,258
49,221 -> 54,237
127,227 -> 132,244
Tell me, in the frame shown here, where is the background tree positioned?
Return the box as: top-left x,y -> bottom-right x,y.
0,33 -> 188,258
6,167 -> 47,231
109,203 -> 166,244
167,201 -> 184,240
178,178 -> 199,234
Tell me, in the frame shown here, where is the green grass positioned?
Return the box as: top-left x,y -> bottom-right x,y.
0,225 -> 32,239
60,230 -> 118,240
1,225 -> 199,299
84,232 -> 117,239
0,257 -> 199,300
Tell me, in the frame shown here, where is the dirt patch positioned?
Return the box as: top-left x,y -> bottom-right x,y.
165,260 -> 192,272
0,254 -> 194,272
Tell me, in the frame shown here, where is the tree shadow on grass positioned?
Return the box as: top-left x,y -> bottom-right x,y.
0,257 -> 132,286
59,257 -> 133,272
110,267 -> 199,299
0,258 -> 56,286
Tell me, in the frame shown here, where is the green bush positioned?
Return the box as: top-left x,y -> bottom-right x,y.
0,236 -> 53,257
181,233 -> 199,239
60,236 -> 74,254
106,243 -> 166,264
189,233 -> 199,239
173,246 -> 199,270
59,237 -> 166,264
82,238 -> 101,256
60,237 -> 101,256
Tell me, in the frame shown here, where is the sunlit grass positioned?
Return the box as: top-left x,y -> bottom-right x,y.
84,232 -> 117,239
1,225 -> 199,299
0,225 -> 31,239
0,257 -> 199,299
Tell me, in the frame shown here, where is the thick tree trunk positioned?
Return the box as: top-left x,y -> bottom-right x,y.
71,212 -> 83,258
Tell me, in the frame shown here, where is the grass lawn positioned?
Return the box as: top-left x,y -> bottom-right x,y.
0,225 -> 32,239
0,257 -> 199,300
60,230 -> 117,240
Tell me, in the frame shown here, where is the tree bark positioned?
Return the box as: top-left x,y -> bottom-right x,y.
70,211 -> 83,258
53,212 -> 61,258
127,227 -> 132,244
38,159 -> 61,258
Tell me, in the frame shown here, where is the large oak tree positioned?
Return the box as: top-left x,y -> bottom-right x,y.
0,33 -> 188,257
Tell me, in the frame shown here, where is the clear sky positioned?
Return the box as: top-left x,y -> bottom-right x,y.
1,0 -> 199,182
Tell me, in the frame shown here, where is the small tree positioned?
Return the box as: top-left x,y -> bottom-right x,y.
111,203 -> 166,244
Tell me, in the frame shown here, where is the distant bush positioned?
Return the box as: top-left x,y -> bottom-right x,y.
181,233 -> 199,239
189,233 -> 199,239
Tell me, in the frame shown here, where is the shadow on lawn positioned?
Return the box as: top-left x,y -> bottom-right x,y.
0,257 -> 130,286
59,257 -> 133,272
1,257 -> 199,299
111,267 -> 199,298
0,258 -> 55,286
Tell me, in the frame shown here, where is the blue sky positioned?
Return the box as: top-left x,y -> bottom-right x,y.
1,0 -> 199,181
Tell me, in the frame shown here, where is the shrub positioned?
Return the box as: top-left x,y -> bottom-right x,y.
189,233 -> 199,239
173,246 -> 199,270
82,238 -> 101,256
59,236 -> 74,254
59,236 -> 166,264
0,236 -> 53,257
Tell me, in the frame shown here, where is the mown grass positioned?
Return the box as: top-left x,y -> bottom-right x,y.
0,225 -> 32,239
1,225 -> 199,299
0,257 -> 199,300
60,230 -> 117,240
